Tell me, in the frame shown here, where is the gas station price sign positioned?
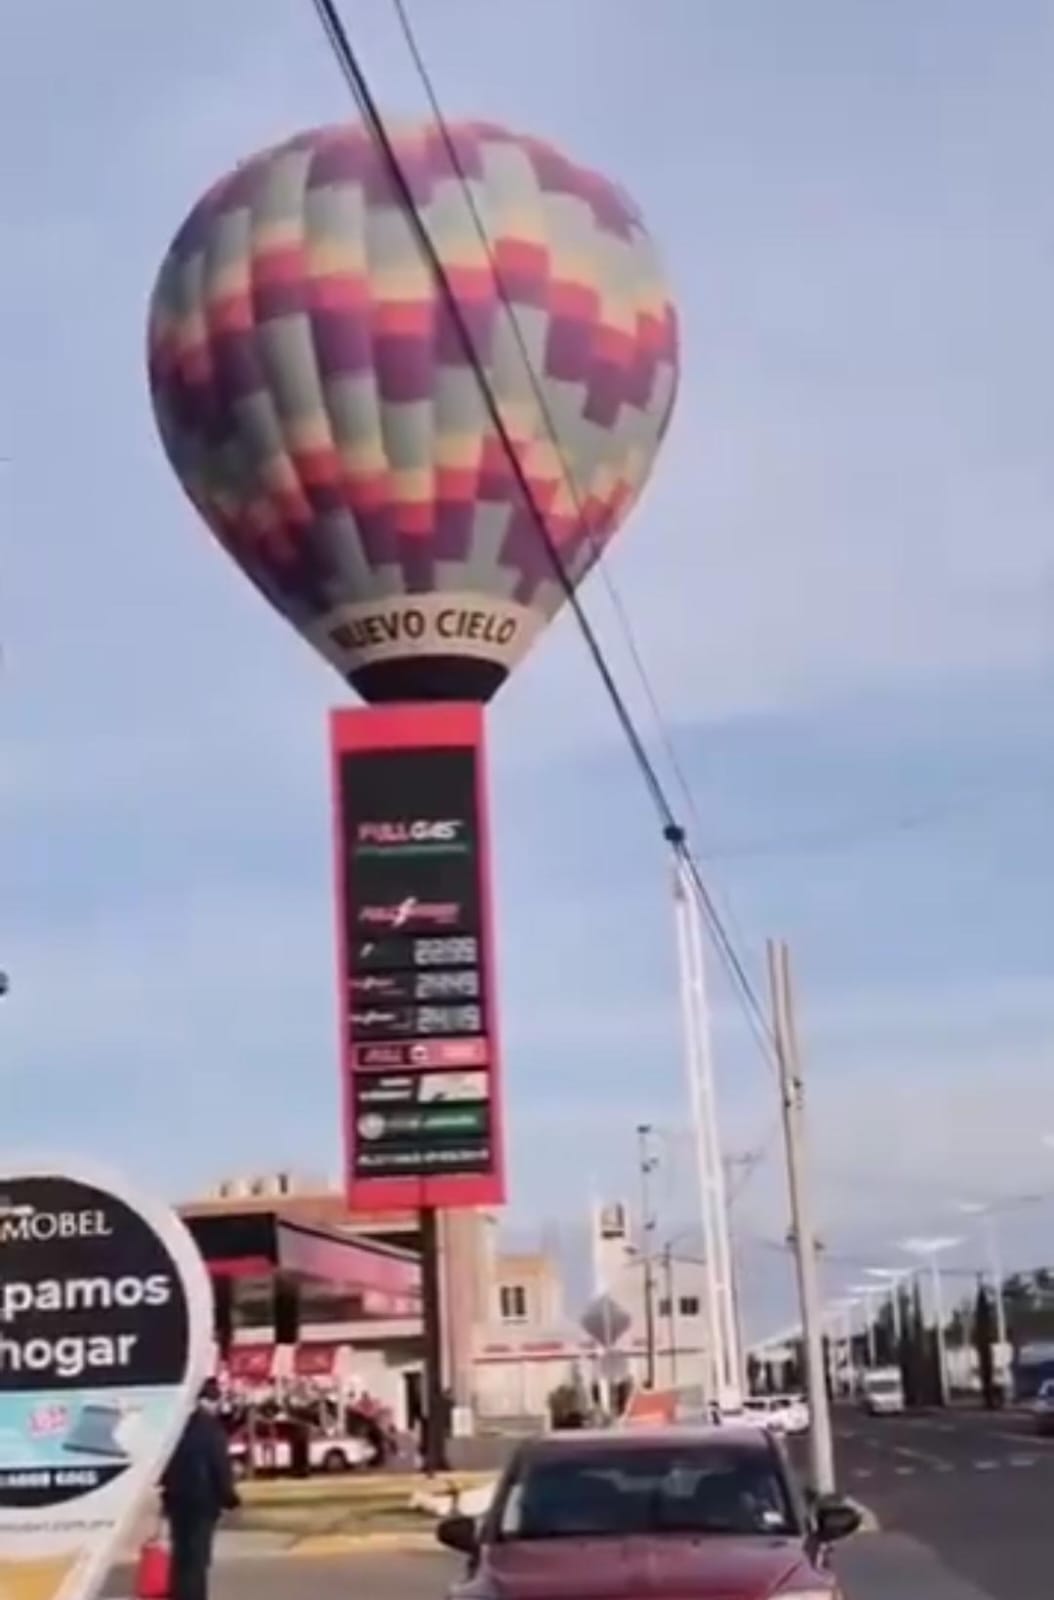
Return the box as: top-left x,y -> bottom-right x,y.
330,704 -> 506,1211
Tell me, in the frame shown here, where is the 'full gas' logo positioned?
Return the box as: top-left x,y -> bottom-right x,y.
355,819 -> 469,855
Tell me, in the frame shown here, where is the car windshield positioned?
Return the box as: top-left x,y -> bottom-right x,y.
497,1443 -> 797,1540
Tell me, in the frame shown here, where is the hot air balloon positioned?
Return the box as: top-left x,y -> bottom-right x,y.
147,120 -> 679,703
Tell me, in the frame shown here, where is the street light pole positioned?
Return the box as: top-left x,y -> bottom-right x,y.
866,1267 -> 912,1351
847,1285 -> 879,1368
958,1203 -> 1011,1389
982,1213 -> 1009,1365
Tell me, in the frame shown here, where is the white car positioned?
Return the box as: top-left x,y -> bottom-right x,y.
228,1426 -> 373,1477
742,1394 -> 810,1435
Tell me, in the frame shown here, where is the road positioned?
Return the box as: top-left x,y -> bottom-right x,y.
99,1409 -> 1051,1599
830,1404 -> 1053,1599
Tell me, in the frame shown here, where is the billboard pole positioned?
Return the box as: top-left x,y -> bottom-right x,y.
420,1205 -> 449,1472
331,703 -> 507,1460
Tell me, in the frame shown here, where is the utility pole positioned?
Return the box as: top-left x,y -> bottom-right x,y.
665,827 -> 740,1408
724,1152 -> 757,1396
663,1244 -> 678,1387
637,1123 -> 659,1389
768,939 -> 835,1496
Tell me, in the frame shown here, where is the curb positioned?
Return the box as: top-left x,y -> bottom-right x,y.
852,1499 -> 881,1534
239,1469 -> 491,1505
288,1529 -> 440,1558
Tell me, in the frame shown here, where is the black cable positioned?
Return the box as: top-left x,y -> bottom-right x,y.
311,0 -> 670,811
384,0 -> 774,1059
388,0 -> 694,781
310,0 -> 777,1065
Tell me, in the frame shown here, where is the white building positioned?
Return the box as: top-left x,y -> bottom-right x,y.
590,1200 -> 712,1392
470,1199 -> 714,1423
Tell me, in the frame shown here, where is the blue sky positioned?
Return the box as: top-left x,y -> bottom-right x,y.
3,0 -> 1052,1333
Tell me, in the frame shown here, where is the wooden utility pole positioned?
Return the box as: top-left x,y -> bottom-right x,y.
767,939 -> 835,1496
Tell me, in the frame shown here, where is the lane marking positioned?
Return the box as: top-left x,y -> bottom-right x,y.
894,1466 -> 915,1476
891,1444 -> 948,1468
973,1460 -> 998,1471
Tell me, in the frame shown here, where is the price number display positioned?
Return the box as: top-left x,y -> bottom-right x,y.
337,732 -> 500,1196
414,969 -> 480,1001
414,936 -> 479,967
414,1003 -> 484,1036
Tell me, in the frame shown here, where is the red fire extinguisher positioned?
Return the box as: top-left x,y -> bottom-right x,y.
134,1526 -> 171,1599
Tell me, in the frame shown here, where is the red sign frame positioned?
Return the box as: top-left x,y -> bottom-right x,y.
330,703 -> 506,1212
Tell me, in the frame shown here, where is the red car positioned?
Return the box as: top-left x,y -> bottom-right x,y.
436,1426 -> 860,1598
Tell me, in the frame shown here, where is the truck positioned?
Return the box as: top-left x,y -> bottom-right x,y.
859,1366 -> 905,1416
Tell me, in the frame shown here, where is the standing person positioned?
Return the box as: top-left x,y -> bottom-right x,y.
161,1379 -> 240,1600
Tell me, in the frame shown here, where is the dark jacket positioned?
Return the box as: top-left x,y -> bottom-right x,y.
161,1409 -> 238,1520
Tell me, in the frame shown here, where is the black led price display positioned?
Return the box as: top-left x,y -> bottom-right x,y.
339,743 -> 494,1186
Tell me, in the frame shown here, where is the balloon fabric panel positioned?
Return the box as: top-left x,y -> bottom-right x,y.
147,120 -> 679,692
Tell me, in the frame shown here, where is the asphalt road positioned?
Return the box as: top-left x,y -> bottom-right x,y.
99,1410 -> 1051,1599
830,1404 -> 1054,1599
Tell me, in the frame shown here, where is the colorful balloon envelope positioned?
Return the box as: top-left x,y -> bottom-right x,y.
147,120 -> 680,702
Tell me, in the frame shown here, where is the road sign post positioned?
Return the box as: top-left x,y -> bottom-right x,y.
581,1294 -> 632,1419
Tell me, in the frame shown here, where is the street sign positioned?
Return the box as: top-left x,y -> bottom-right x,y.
581,1293 -> 632,1349
0,1159 -> 213,1600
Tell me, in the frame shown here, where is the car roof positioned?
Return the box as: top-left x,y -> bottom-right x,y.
512,1426 -> 775,1461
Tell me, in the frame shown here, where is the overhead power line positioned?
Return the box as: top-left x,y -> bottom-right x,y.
309,0 -> 777,1070
381,0 -> 771,1058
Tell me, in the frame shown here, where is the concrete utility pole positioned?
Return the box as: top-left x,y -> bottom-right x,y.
666,827 -> 741,1408
768,938 -> 835,1496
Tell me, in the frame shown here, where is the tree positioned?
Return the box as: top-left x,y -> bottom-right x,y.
974,1281 -> 996,1409
873,1300 -> 896,1367
902,1283 -> 924,1407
